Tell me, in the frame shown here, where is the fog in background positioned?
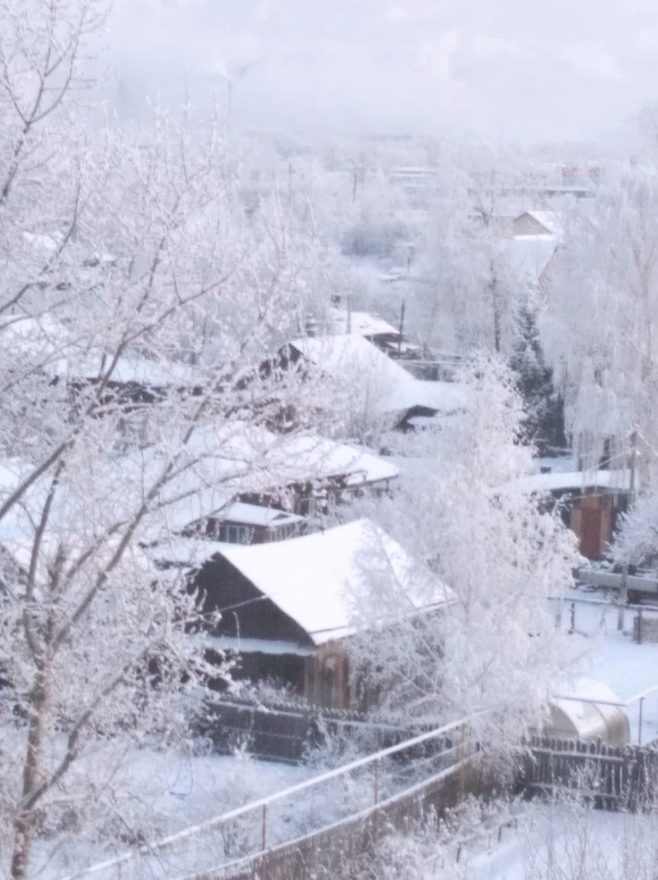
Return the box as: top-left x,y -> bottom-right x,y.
104,0 -> 658,147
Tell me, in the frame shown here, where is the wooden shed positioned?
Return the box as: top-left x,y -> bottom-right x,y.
159,519 -> 453,710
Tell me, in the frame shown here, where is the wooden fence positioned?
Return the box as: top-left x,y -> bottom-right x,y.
522,736 -> 658,811
199,697 -> 435,763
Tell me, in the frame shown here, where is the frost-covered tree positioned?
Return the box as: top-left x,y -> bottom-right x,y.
0,3 -> 323,876
509,302 -> 566,455
542,167 -> 658,476
412,168 -> 525,356
352,357 -> 578,746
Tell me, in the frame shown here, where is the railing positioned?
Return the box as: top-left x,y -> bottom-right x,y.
550,593 -> 658,642
61,717 -> 474,880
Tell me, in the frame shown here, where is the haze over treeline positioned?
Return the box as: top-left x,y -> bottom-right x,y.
106,0 -> 658,146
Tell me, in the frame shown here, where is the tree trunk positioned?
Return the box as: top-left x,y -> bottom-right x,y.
490,271 -> 501,353
10,667 -> 50,880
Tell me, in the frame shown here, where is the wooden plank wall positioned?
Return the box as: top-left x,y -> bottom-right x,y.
522,736 -> 658,812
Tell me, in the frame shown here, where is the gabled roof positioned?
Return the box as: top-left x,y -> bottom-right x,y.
513,210 -> 562,236
164,519 -> 454,645
280,435 -> 399,486
115,426 -> 401,541
288,335 -> 469,416
328,309 -> 400,339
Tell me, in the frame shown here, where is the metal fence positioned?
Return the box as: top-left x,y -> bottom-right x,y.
61,718 -> 476,880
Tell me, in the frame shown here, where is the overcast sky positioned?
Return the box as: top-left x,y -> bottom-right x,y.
106,0 -> 658,146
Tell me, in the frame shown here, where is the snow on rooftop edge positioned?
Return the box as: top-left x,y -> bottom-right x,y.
156,519 -> 454,646
288,334 -> 470,414
510,469 -> 631,494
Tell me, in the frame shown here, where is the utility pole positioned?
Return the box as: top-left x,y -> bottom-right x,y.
618,427 -> 639,630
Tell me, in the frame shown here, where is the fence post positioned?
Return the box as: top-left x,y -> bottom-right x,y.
373,758 -> 380,805
569,602 -> 576,634
639,697 -> 645,746
637,609 -> 643,645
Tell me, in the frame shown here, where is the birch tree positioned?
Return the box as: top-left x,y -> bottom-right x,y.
352,357 -> 579,746
0,3 -> 321,876
541,166 -> 658,478
412,169 -> 524,356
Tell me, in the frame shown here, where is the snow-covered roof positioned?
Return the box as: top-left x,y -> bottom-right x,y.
510,469 -> 631,495
52,353 -> 203,387
289,335 -> 470,415
0,458 -> 159,582
280,435 -> 399,486
197,634 -> 315,657
164,519 -> 454,645
514,210 -> 562,236
328,309 -> 400,338
116,426 -> 400,541
220,502 -> 304,528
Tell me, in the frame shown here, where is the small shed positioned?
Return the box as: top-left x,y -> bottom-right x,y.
546,681 -> 630,746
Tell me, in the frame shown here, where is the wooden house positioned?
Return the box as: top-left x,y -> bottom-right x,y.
160,519 -> 454,709
278,334 -> 470,431
327,308 -> 408,355
62,355 -> 205,412
236,434 -> 400,516
192,502 -> 306,544
510,469 -> 631,560
124,424 -> 401,546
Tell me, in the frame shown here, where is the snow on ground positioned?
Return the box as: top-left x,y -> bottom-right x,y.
417,595 -> 658,878
427,801 -> 652,880
553,589 -> 658,743
34,745 -> 311,879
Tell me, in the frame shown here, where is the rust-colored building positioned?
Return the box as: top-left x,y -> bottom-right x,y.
512,470 -> 630,560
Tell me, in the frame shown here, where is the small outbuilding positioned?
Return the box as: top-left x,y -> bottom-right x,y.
545,681 -> 630,746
